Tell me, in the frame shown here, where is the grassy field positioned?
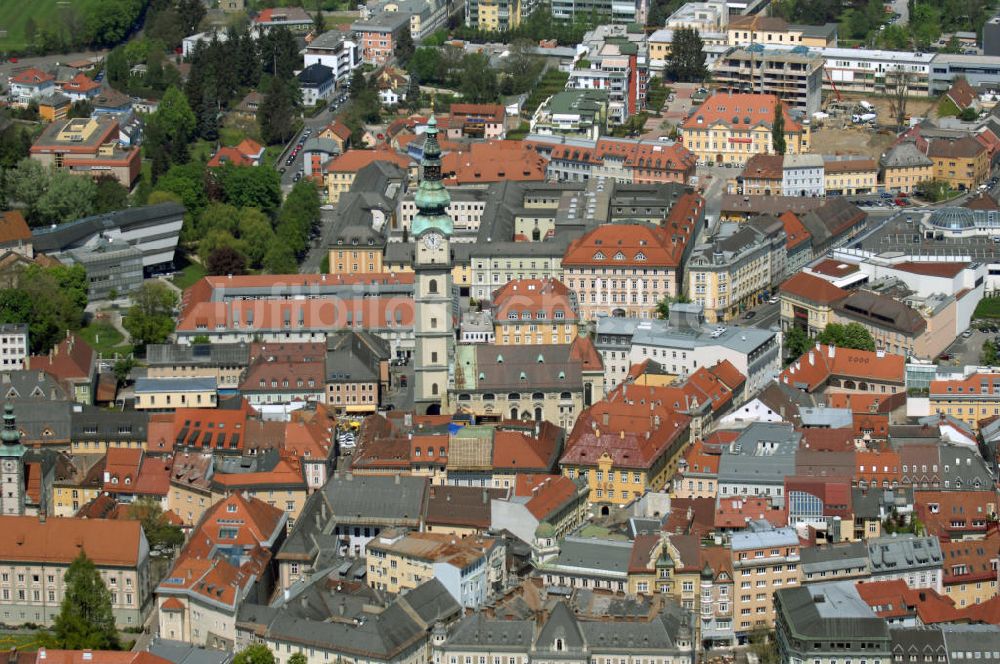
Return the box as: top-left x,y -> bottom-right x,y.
79,318 -> 132,358
975,297 -> 1000,319
173,261 -> 206,290
0,629 -> 46,650
0,0 -> 101,52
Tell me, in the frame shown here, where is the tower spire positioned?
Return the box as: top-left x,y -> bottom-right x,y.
1,403 -> 22,450
412,115 -> 453,238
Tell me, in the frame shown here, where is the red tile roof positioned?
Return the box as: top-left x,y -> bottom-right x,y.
947,77 -> 977,110
514,474 -> 583,520
682,93 -> 803,133
10,68 -> 54,85
892,261 -> 968,278
856,580 -> 962,624
915,491 -> 996,540
178,296 -> 414,333
441,141 -> 547,184
27,333 -> 95,383
492,421 -> 562,471
561,384 -> 691,470
450,103 -> 505,122
778,211 -> 811,252
0,516 -> 143,566
678,439 -> 720,475
0,211 -> 31,245
492,278 -> 579,322
563,223 -> 693,269
779,344 -> 906,393
324,147 -> 411,173
741,154 -> 784,181
714,496 -> 785,529
325,120 -> 352,141
940,535 -> 998,584
809,259 -> 861,278
780,272 -> 848,305
29,652 -> 172,664
61,72 -> 101,94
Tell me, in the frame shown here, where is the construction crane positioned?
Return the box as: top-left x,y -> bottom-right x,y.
825,67 -> 842,102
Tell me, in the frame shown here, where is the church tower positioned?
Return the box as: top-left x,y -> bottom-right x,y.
0,403 -> 26,516
412,116 -> 454,414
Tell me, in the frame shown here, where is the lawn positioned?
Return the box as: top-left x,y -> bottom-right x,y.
937,95 -> 961,118
79,319 -> 132,358
172,261 -> 206,290
0,629 -> 45,650
0,0 -> 103,52
975,297 -> 1000,320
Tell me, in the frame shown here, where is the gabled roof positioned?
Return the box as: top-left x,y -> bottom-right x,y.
779,344 -> 905,392
27,333 -> 95,383
780,272 -> 848,305
563,223 -> 693,269
10,68 -> 54,85
778,211 -> 811,252
0,516 -> 143,566
947,77 -> 977,110
682,92 -> 802,133
0,211 -> 31,245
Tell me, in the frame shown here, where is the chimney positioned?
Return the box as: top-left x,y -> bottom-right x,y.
602,413 -> 609,426
808,352 -> 814,366
482,490 -> 488,504
828,345 -> 835,358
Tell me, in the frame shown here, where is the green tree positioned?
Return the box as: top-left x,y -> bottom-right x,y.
154,86 -> 197,142
665,28 -> 707,83
197,202 -> 241,237
199,230 -> 246,261
51,551 -> 121,650
816,322 -> 876,352
784,326 -> 811,360
155,163 -> 209,214
0,123 -> 33,171
123,281 -> 180,349
4,159 -> 50,225
408,47 -> 444,85
288,654 -> 307,664
259,77 -> 301,145
238,208 -> 276,267
984,339 -> 999,366
93,176 -> 130,214
36,171 -> 96,226
262,239 -> 299,274
0,265 -> 86,354
748,629 -> 778,664
772,102 -> 786,156
218,166 -> 282,213
395,28 -> 415,66
459,53 -> 499,104
127,498 -> 185,549
233,645 -> 276,664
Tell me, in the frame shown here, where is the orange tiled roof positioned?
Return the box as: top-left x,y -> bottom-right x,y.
780,272 -> 848,304
0,211 -> 31,245
930,372 -> 1000,397
450,103 -> 505,122
915,491 -> 996,540
29,652 -> 172,664
324,147 -> 410,173
779,344 -> 905,393
679,439 -> 720,475
492,278 -> 579,322
561,383 -> 691,470
10,68 -> 53,85
27,333 -> 94,382
563,223 -> 693,269
714,496 -> 785,529
178,297 -> 414,333
62,72 -> 101,94
682,93 -> 802,133
492,422 -> 562,471
513,474 -> 582,520
855,580 -> 962,624
947,77 -> 977,110
741,154 -> 783,181
441,141 -> 546,185
823,158 -> 877,173
778,211 -> 811,252
0,516 -> 143,566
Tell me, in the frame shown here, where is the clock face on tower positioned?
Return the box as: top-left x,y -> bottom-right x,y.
423,232 -> 442,250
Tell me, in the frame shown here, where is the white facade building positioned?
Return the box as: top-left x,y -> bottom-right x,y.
782,154 -> 825,197
0,325 -> 29,370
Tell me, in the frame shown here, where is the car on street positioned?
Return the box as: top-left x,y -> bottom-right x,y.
293,172 -> 302,182
743,311 -> 757,319
962,329 -> 974,338
279,167 -> 286,174
768,297 -> 779,304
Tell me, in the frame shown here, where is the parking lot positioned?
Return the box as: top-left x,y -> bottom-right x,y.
938,327 -> 994,368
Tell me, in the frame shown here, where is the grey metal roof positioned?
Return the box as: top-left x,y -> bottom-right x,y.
938,443 -> 995,490
0,370 -> 68,401
730,523 -> 799,551
777,581 -> 889,642
890,627 -> 946,659
8,400 -> 72,443
325,330 -> 390,383
148,639 -> 234,664
866,534 -> 943,574
939,624 -> 1000,658
238,579 -> 459,660
718,422 -> 800,485
799,406 -> 854,428
880,141 -> 934,169
71,404 -> 149,440
850,487 -> 913,519
146,343 -> 250,367
543,537 -> 633,576
31,202 -> 185,253
134,377 -> 218,393
799,541 -> 869,575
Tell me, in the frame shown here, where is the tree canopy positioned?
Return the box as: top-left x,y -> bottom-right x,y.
51,551 -> 121,650
665,28 -> 707,83
815,322 -> 876,352
123,281 -> 180,349
0,264 -> 87,354
233,645 -> 276,664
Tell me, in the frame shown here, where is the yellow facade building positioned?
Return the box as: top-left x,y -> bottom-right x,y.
824,157 -> 878,195
929,372 -> 1000,430
681,93 -> 809,166
491,278 -> 580,345
880,141 -> 934,193
927,136 -> 990,191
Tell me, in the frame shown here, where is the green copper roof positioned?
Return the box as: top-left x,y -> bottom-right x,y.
412,115 -> 454,238
0,403 -> 25,458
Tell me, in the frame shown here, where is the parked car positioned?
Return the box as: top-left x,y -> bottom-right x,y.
743,311 -> 757,319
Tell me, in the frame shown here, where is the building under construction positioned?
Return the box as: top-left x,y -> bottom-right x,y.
711,44 -> 824,115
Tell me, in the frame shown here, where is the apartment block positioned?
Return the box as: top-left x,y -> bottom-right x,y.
0,325 -> 29,370
729,522 -> 800,636
30,116 -> 141,188
365,530 -> 505,607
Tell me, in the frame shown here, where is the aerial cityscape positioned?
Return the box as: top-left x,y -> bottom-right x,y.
3,0 -> 1000,662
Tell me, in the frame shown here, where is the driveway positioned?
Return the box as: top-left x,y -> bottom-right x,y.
939,328 -> 991,368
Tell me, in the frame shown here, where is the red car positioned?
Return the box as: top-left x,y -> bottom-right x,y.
895,198 -> 909,206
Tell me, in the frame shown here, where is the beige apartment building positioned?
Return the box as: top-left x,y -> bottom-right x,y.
880,142 -> 934,193
824,157 -> 878,195
145,344 -> 250,391
726,16 -> 838,48
134,378 -> 217,411
365,530 -> 505,607
0,516 -> 152,627
730,524 -> 800,635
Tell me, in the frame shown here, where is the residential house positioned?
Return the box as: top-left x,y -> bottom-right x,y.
880,141 -> 935,193
134,378 -> 218,411
298,64 -> 337,108
926,136 -> 990,191
27,333 -> 96,404
206,139 -> 266,168
7,68 -> 55,106
730,521 -> 800,636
